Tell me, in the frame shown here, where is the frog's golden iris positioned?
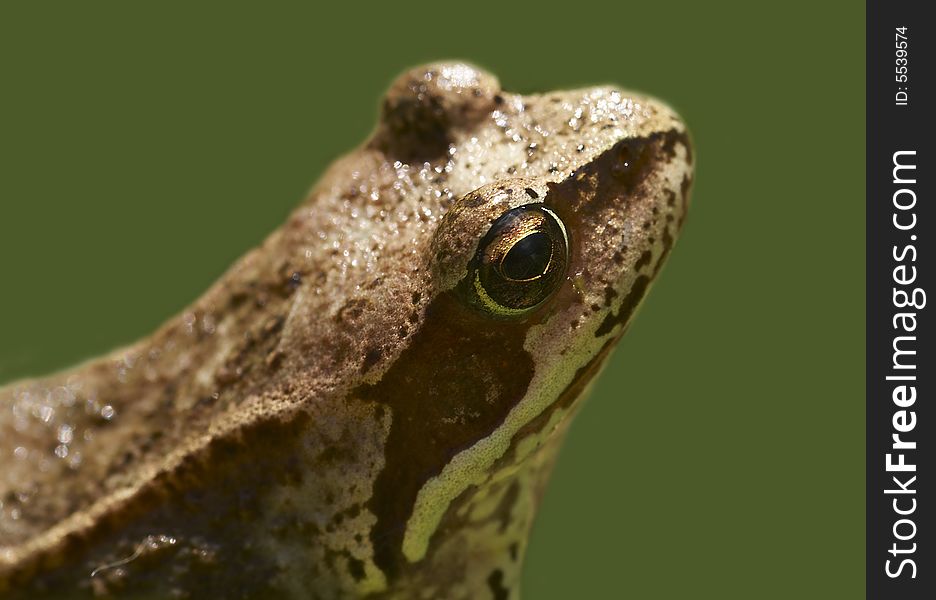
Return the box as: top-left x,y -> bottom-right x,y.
466,204 -> 569,319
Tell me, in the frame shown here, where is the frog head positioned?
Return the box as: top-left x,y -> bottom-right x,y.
351,63 -> 694,591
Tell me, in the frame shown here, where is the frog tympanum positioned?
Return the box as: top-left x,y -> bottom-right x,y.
0,63 -> 693,599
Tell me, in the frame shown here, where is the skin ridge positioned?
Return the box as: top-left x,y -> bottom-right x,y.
0,62 -> 693,599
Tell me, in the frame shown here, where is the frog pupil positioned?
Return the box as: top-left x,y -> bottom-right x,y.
501,232 -> 552,281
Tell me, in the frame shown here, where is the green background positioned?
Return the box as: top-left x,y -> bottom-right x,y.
0,2 -> 864,598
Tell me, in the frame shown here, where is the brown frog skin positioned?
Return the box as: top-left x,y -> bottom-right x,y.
0,63 -> 693,599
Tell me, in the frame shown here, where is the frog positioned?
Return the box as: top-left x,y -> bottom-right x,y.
0,62 -> 693,599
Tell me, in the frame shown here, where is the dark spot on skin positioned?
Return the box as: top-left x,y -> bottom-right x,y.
348,556 -> 366,582
487,569 -> 510,600
494,94 -> 504,105
612,251 -> 625,265
411,291 -> 421,305
317,445 -> 351,467
654,225 -> 676,277
265,350 -> 284,371
681,175 -> 693,206
595,275 -> 651,337
635,250 -> 653,271
495,481 -> 521,533
660,131 -> 680,160
272,263 -> 305,298
524,187 -> 538,199
262,316 -> 283,336
227,289 -> 250,309
603,286 -> 618,307
509,543 -> 519,561
679,174 -> 693,228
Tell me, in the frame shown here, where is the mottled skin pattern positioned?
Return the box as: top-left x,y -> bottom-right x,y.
0,63 -> 693,599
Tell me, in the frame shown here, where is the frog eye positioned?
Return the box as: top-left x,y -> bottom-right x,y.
465,204 -> 569,319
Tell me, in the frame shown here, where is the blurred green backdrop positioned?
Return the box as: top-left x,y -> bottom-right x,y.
0,1 -> 863,597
